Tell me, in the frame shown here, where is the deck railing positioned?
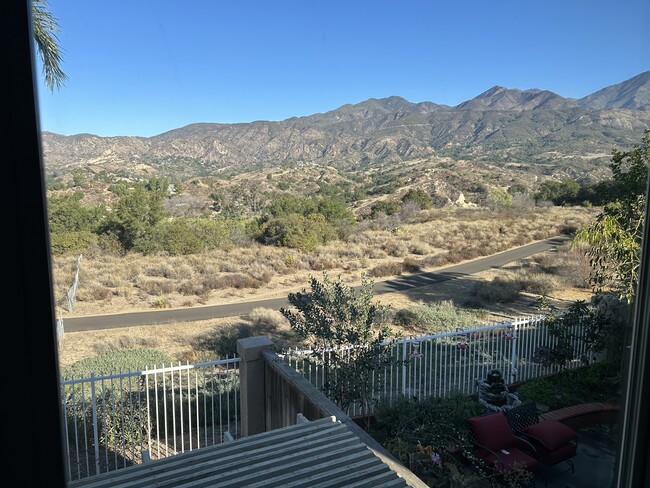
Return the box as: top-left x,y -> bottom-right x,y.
60,356 -> 240,483
60,315 -> 597,482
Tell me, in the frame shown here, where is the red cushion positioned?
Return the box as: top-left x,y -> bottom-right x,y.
468,413 -> 517,451
523,419 -> 577,451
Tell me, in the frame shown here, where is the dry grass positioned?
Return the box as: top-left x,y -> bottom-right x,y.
51,206 -> 598,320
56,207 -> 598,370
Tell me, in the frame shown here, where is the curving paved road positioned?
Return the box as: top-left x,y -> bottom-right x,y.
62,235 -> 570,332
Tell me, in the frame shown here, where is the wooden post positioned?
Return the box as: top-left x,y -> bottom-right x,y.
236,336 -> 274,436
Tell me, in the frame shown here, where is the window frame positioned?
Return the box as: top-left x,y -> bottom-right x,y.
10,1 -> 650,486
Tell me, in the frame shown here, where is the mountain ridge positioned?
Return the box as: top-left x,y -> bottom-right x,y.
577,71 -> 650,110
41,71 -> 650,183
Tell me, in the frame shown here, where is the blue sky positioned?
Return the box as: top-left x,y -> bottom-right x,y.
35,0 -> 650,137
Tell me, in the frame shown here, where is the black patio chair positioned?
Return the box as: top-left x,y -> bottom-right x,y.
505,401 -> 578,474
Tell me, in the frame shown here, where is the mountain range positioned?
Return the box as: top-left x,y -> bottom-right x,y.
41,71 -> 650,184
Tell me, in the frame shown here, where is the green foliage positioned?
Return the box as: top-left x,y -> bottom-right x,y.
401,188 -> 433,209
486,188 -> 513,210
49,230 -> 98,255
316,196 -> 356,226
260,214 -> 335,250
187,218 -> 233,250
514,378 -> 560,407
32,0 -> 67,92
61,349 -> 173,378
534,179 -> 581,205
258,193 -> 355,248
370,200 -> 401,218
392,301 -> 488,334
133,218 -> 233,255
47,192 -> 106,233
46,177 -> 65,190
371,394 -> 486,485
108,181 -> 131,196
145,176 -> 170,194
136,219 -> 203,255
71,170 -> 88,188
266,194 -> 317,218
610,130 -> 650,200
574,129 -> 649,304
102,187 -> 168,251
280,272 -> 394,417
47,192 -> 107,254
507,184 -> 527,195
514,359 -> 622,407
365,173 -> 403,196
538,294 -> 628,369
576,180 -> 618,206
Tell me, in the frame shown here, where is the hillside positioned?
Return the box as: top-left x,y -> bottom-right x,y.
41,72 -> 650,187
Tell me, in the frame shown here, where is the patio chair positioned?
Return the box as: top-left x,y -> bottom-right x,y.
466,411 -> 539,483
505,401 -> 578,473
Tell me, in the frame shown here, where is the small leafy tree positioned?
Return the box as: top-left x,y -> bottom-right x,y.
574,130 -> 649,305
316,196 -> 356,227
260,214 -> 334,250
280,272 -> 395,422
486,188 -> 513,211
537,294 -> 628,368
102,187 -> 167,251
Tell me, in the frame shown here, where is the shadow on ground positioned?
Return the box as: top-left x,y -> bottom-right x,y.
536,427 -> 616,488
376,271 -> 588,322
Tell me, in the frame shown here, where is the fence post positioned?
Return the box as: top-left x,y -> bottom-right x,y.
90,372 -> 100,476
56,317 -> 64,346
66,254 -> 82,312
402,337 -> 407,396
509,318 -> 519,384
236,336 -> 274,437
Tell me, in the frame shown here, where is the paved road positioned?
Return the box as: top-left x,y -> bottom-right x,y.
62,235 -> 570,332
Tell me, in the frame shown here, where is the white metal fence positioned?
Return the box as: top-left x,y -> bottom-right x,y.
281,315 -> 597,417
61,357 -> 240,483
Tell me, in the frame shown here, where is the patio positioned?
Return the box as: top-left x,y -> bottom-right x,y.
538,426 -> 617,488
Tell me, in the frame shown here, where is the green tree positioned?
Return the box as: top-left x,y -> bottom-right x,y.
316,196 -> 356,237
507,184 -> 528,195
280,273 -> 394,422
260,214 -> 334,250
266,194 -> 317,218
316,197 -> 355,226
401,188 -> 433,209
47,192 -> 106,233
103,188 -> 167,251
146,176 -> 170,194
135,218 -> 234,255
32,0 -> 67,92
534,179 -> 581,205
369,200 -> 401,218
574,130 -> 649,304
486,188 -> 513,210
538,295 -> 628,368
